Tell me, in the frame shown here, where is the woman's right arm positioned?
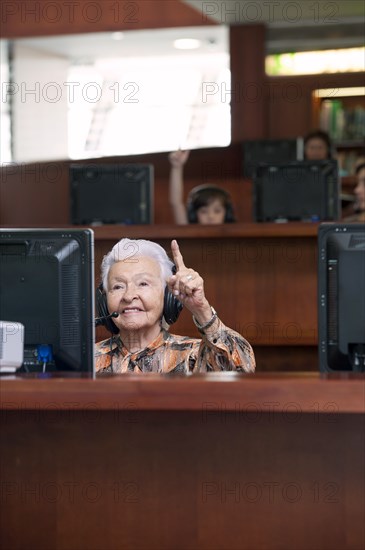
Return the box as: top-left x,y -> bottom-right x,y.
168,150 -> 190,225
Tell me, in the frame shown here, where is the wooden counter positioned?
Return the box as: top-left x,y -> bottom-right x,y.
0,373 -> 364,550
1,372 -> 364,412
91,222 -> 319,240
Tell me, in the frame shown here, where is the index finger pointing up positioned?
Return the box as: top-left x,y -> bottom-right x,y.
171,239 -> 186,271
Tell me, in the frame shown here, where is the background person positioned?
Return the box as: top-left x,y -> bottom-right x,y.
343,162 -> 365,222
95,238 -> 255,374
303,129 -> 333,160
168,150 -> 236,224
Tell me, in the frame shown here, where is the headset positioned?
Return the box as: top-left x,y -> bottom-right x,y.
186,184 -> 236,223
96,265 -> 183,334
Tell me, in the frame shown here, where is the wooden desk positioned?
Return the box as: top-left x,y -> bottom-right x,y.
93,223 -> 319,371
1,374 -> 364,550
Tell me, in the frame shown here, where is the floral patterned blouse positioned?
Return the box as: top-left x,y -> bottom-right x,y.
95,318 -> 255,375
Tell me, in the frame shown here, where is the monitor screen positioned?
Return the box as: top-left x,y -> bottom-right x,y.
0,229 -> 95,375
253,160 -> 340,222
243,138 -> 302,178
70,163 -> 154,225
318,223 -> 365,372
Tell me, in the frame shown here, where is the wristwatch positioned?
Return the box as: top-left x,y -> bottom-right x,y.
193,307 -> 217,332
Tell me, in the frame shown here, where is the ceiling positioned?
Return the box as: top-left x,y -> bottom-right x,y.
7,0 -> 365,61
11,26 -> 228,62
184,0 -> 365,52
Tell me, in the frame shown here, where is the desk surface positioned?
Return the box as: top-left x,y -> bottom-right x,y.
1,222 -> 320,237
1,373 -> 364,412
91,221 -> 319,240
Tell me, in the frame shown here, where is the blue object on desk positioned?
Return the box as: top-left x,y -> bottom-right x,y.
37,344 -> 53,364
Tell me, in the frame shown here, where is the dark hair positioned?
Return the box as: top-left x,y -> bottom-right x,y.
186,184 -> 236,223
304,130 -> 332,159
355,162 -> 365,175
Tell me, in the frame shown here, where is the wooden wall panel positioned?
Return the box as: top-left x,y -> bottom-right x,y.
1,0 -> 215,38
230,24 -> 267,142
267,72 -> 365,138
0,146 -> 254,226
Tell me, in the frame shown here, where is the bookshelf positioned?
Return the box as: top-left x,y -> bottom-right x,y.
313,88 -> 365,174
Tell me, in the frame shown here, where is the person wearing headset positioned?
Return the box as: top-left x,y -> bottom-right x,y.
95,238 -> 255,374
303,129 -> 333,161
343,161 -> 365,223
168,150 -> 236,224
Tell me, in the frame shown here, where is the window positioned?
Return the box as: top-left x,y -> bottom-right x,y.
0,40 -> 11,163
68,51 -> 230,159
1,26 -> 230,162
266,47 -> 365,76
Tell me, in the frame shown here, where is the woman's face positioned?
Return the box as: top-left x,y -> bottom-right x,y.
304,138 -> 328,160
196,198 -> 226,224
354,167 -> 365,212
106,256 -> 164,333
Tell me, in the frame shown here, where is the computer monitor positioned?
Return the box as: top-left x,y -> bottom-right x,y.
318,223 -> 365,373
253,160 -> 340,222
243,138 -> 302,178
70,163 -> 154,225
0,228 -> 95,375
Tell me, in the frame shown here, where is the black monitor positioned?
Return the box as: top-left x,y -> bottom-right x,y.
318,223 -> 365,372
253,160 -> 340,222
70,163 -> 153,225
243,138 -> 302,178
0,228 -> 95,375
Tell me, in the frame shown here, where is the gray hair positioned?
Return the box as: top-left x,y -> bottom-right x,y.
101,238 -> 174,291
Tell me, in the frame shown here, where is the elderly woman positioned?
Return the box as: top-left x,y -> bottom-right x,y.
95,238 -> 255,374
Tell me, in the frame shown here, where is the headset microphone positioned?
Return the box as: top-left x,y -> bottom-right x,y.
95,311 -> 119,327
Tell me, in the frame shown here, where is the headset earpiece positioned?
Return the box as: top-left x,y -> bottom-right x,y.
163,264 -> 183,324
224,203 -> 236,223
187,202 -> 198,223
96,284 -> 119,334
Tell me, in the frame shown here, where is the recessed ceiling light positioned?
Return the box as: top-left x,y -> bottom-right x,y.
173,38 -> 201,50
111,32 -> 124,41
